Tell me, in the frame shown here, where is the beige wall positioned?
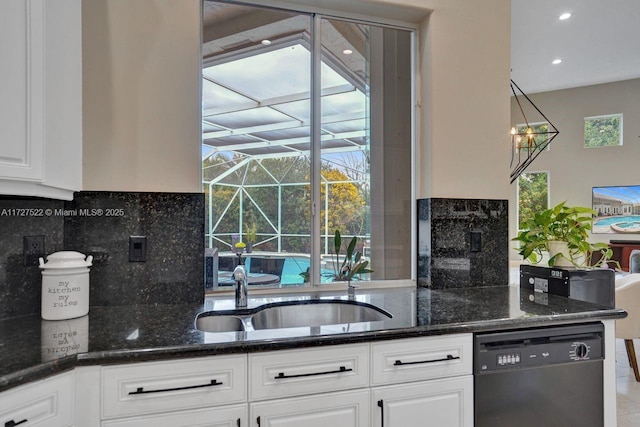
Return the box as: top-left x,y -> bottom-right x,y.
414,0 -> 511,200
82,0 -> 202,192
82,0 -> 511,200
509,78 -> 640,259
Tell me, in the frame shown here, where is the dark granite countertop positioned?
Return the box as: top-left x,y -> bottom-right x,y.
0,285 -> 625,392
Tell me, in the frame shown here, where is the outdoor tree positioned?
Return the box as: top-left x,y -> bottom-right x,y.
584,116 -> 621,147
517,172 -> 549,228
204,153 -> 368,254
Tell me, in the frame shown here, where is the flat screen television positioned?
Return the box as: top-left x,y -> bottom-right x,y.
592,185 -> 640,234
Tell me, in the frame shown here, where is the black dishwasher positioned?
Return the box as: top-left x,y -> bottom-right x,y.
474,322 -> 604,427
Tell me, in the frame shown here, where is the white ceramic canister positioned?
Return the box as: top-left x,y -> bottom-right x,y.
39,251 -> 93,320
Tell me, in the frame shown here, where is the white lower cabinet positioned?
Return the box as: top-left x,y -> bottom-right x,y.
250,389 -> 370,427
1,333 -> 475,427
248,344 -> 371,427
101,404 -> 247,427
370,334 -> 473,427
100,355 -> 247,426
0,371 -> 74,427
372,376 -> 473,427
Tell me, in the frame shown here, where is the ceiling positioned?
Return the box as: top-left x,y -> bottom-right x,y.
201,2 -> 370,161
511,0 -> 640,94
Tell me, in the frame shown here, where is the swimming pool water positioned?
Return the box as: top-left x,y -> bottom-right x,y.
594,215 -> 640,226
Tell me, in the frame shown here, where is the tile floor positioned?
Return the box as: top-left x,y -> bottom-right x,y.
616,339 -> 640,426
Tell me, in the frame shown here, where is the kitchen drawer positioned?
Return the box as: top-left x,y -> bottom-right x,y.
249,343 -> 369,401
101,403 -> 247,427
250,388 -> 370,427
0,371 -> 74,427
102,355 -> 246,419
371,334 -> 472,385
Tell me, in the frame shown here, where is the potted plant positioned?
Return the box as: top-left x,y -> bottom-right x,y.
299,267 -> 310,284
513,201 -> 613,268
245,222 -> 257,253
330,230 -> 373,281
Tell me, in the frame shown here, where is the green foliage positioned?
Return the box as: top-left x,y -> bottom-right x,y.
204,153 -> 369,254
331,230 -> 373,281
518,172 -> 548,227
513,201 -> 613,267
299,267 -> 310,283
584,116 -> 621,148
245,222 -> 257,244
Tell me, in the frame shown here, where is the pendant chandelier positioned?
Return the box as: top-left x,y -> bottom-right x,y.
510,79 -> 559,183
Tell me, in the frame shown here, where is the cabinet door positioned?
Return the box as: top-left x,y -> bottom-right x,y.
250,389 -> 370,427
0,371 -> 74,427
101,404 -> 247,427
0,0 -> 44,181
0,0 -> 81,199
372,376 -> 473,427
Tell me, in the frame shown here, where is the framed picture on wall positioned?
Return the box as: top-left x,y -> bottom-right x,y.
592,185 -> 640,234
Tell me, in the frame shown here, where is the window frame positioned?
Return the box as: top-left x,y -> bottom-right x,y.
201,1 -> 418,289
583,113 -> 623,148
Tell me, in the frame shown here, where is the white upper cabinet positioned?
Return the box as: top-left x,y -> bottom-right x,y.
0,0 -> 81,200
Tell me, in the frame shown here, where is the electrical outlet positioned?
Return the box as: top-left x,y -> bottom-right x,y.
129,236 -> 147,262
470,231 -> 482,252
23,235 -> 45,266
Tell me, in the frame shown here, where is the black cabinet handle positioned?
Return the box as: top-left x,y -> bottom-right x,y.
394,354 -> 460,366
274,365 -> 352,379
128,379 -> 223,395
378,399 -> 384,427
257,415 -> 261,426
5,420 -> 28,427
237,417 -> 241,427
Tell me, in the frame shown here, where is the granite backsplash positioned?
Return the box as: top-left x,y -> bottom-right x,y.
418,198 -> 509,289
0,192 -> 204,319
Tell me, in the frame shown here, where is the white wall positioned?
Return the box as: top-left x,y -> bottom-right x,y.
81,0 -> 511,200
509,78 -> 640,260
82,0 -> 202,192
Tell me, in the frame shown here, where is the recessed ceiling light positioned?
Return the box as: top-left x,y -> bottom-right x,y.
343,49 -> 353,55
552,59 -> 562,65
261,39 -> 272,46
559,12 -> 571,20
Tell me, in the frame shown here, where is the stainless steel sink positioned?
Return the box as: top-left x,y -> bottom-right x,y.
251,301 -> 391,330
195,314 -> 245,332
195,300 -> 393,333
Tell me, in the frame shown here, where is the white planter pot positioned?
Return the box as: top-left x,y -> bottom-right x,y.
547,241 -> 575,267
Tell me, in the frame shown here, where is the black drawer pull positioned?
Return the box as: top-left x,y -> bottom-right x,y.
394,354 -> 460,366
275,365 -> 352,379
5,420 -> 27,427
128,379 -> 223,395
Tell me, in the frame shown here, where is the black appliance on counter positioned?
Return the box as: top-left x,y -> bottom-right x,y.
474,322 -> 604,427
519,264 -> 615,307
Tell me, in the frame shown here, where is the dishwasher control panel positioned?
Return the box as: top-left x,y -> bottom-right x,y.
474,322 -> 604,373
